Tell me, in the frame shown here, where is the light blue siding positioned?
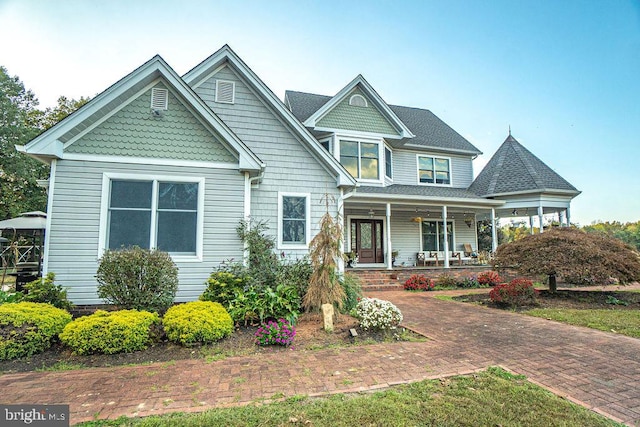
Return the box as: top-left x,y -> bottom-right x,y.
391,149 -> 474,188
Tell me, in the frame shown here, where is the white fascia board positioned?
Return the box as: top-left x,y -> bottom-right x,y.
484,188 -> 581,198
348,192 -> 505,207
314,127 -> 403,140
184,45 -> 354,186
402,143 -> 482,156
304,75 -> 415,139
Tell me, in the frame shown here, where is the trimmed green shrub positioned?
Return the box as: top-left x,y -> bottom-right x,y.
59,309 -> 160,355
435,273 -> 457,288
22,272 -> 73,310
0,302 -> 72,360
163,301 -> 233,346
340,273 -> 363,312
96,247 -> 178,313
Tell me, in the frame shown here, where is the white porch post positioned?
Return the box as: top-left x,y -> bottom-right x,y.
386,203 -> 392,270
559,210 -> 566,228
243,172 -> 251,267
529,215 -> 535,234
566,207 -> 571,227
337,188 -> 345,274
538,205 -> 544,233
491,208 -> 498,252
442,206 -> 450,268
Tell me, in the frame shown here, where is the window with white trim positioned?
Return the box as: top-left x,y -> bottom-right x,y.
106,179 -> 201,255
340,140 -> 380,180
349,94 -> 368,107
418,155 -> 451,185
421,220 -> 453,252
384,146 -> 392,179
278,193 -> 310,248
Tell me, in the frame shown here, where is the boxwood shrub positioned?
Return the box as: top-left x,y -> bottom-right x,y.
0,302 -> 72,360
59,309 -> 160,355
163,301 -> 233,346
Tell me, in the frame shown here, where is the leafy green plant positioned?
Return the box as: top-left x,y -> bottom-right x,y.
163,301 -> 233,346
605,295 -> 629,306
22,272 -> 73,310
96,246 -> 178,313
355,297 -> 403,331
435,273 -> 457,288
236,219 -> 279,287
0,289 -> 24,304
458,276 -> 481,289
223,283 -> 300,325
200,271 -> 250,307
59,309 -> 160,355
340,273 -> 363,312
0,302 -> 72,360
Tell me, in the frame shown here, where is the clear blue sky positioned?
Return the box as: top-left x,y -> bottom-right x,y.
1,0 -> 638,225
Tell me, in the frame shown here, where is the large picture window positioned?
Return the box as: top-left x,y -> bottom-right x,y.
418,156 -> 451,185
278,193 -> 310,248
340,140 -> 379,180
105,176 -> 202,258
421,220 -> 453,252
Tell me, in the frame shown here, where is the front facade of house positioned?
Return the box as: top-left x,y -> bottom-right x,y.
19,45 -> 579,305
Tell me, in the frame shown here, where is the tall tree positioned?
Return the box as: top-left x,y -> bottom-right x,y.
0,66 -> 47,220
0,67 -> 89,220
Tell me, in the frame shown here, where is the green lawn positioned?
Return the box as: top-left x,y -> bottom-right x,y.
78,367 -> 621,427
525,308 -> 640,338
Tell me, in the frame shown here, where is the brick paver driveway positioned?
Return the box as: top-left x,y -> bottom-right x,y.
373,290 -> 640,426
0,291 -> 638,425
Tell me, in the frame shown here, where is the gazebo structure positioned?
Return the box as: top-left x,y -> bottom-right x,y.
470,133 -> 581,250
0,211 -> 47,290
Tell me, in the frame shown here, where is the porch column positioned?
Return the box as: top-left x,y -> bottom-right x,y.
559,210 -> 566,228
490,208 -> 498,252
566,207 -> 571,227
337,188 -> 345,274
442,205 -> 450,268
538,205 -> 544,233
529,215 -> 534,234
386,203 -> 392,270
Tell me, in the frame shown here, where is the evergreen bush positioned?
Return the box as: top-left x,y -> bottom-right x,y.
163,301 -> 233,346
22,272 -> 73,310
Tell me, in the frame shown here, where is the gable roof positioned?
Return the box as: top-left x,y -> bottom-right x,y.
183,45 -> 356,187
18,55 -> 263,172
285,90 -> 482,155
469,134 -> 580,197
299,75 -> 414,139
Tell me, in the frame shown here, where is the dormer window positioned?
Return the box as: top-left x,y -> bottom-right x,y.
349,94 -> 368,108
339,139 -> 380,180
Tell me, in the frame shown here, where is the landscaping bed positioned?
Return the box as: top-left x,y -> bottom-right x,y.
0,312 -> 422,374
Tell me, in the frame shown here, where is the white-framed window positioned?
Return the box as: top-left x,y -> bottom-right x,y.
384,146 -> 393,179
278,192 -> 311,249
215,79 -> 235,104
339,139 -> 380,181
319,137 -> 332,154
417,155 -> 451,185
99,173 -> 205,262
420,220 -> 454,252
349,94 -> 368,107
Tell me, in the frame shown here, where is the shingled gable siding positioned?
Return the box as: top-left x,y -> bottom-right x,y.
392,149 -> 474,188
66,82 -> 237,163
344,208 -> 477,265
47,160 -> 245,305
316,88 -> 399,136
193,66 -> 340,257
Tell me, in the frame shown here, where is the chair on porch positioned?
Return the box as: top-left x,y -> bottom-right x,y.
416,251 -> 440,266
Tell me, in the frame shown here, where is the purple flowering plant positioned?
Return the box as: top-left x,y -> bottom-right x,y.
255,318 -> 296,347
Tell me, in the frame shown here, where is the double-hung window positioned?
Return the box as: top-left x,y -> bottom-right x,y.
421,220 -> 453,252
340,140 -> 380,180
418,156 -> 451,185
103,175 -> 203,260
278,193 -> 310,249
384,146 -> 393,179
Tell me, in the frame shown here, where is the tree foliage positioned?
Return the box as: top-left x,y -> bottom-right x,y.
0,66 -> 89,220
492,227 -> 640,291
583,221 -> 640,251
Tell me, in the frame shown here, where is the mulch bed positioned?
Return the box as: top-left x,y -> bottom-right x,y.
0,313 -> 417,374
453,289 -> 640,311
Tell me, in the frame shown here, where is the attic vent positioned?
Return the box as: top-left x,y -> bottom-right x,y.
349,94 -> 368,107
215,80 -> 235,104
151,87 -> 169,110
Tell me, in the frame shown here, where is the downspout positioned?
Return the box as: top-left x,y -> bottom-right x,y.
43,159 -> 57,275
243,168 -> 265,266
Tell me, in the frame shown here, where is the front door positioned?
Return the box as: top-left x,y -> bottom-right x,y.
352,219 -> 384,264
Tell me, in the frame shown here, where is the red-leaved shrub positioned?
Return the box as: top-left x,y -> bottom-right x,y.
489,278 -> 538,306
404,274 -> 435,291
477,271 -> 502,287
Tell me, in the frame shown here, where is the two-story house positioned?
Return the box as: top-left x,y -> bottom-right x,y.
18,45 -> 579,305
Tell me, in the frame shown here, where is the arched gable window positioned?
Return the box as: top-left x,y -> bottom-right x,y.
349,94 -> 368,107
